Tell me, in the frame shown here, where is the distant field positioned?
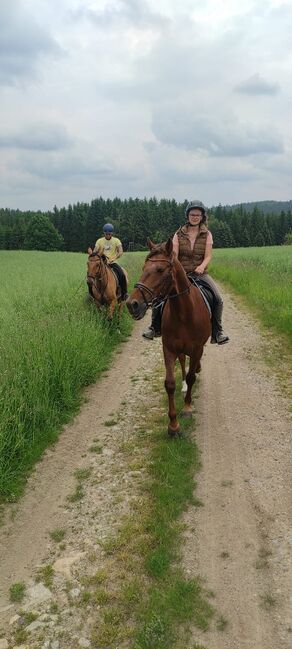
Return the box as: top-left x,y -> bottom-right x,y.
0,250 -> 145,500
211,246 -> 292,349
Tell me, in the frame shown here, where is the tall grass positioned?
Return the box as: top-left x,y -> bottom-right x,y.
211,246 -> 292,350
0,250 -> 144,501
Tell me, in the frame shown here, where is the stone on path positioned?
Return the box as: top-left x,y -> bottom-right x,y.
24,583 -> 52,608
52,552 -> 85,578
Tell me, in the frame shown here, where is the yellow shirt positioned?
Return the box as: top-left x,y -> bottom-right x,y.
95,236 -> 122,262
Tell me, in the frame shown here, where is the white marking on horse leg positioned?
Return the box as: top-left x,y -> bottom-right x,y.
181,380 -> 187,393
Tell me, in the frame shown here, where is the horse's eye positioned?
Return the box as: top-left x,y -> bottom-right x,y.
157,267 -> 164,273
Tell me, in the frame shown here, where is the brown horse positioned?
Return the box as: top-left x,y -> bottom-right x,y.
87,247 -> 128,320
126,239 -> 211,436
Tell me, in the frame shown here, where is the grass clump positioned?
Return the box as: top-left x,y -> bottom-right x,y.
89,444 -> 103,454
35,564 -> 54,588
67,483 -> 84,503
9,581 -> 26,602
260,593 -> 276,610
74,467 -> 92,481
104,419 -> 118,427
216,614 -> 228,631
49,528 -> 66,542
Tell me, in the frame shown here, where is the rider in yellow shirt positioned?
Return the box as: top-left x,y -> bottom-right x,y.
94,223 -> 128,300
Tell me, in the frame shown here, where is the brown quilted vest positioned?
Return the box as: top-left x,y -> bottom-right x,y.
176,224 -> 209,273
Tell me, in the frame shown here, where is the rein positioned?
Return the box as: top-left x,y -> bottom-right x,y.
134,256 -> 190,308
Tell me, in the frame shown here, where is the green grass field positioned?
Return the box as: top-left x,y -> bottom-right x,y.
0,250 -> 145,501
1,245 -> 291,501
211,246 -> 292,350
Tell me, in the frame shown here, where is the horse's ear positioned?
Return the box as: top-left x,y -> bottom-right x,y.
88,246 -> 93,255
147,238 -> 156,250
101,254 -> 107,263
165,238 -> 173,256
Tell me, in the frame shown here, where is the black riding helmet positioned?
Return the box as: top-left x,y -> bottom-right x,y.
185,200 -> 207,224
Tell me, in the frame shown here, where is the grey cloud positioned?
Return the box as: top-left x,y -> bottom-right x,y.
0,124 -> 72,151
18,152 -> 137,185
234,73 -> 280,96
75,0 -> 168,29
24,157 -> 113,182
0,2 -> 62,85
152,107 -> 284,157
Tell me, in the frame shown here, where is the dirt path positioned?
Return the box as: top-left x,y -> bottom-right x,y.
0,290 -> 291,648
183,291 -> 292,649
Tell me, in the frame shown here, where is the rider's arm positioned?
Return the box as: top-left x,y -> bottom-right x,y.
172,233 -> 179,256
115,244 -> 123,259
110,242 -> 123,263
94,237 -> 103,253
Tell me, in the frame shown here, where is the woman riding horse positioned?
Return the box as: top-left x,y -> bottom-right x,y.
143,201 -> 229,345
126,238 -> 212,436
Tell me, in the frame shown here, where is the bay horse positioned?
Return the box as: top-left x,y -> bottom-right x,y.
126,239 -> 211,436
87,247 -> 128,320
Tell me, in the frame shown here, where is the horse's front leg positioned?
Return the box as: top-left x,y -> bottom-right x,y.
108,298 -> 118,320
163,347 -> 180,437
182,350 -> 203,417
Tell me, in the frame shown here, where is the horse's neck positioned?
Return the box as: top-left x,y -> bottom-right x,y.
97,262 -> 109,290
172,257 -> 190,294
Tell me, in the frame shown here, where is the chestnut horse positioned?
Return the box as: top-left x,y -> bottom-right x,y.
126,239 -> 211,436
87,247 -> 128,319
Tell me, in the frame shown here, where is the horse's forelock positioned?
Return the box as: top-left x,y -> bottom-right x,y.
146,243 -> 168,261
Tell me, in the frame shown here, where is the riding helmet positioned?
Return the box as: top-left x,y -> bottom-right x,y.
103,223 -> 114,233
185,200 -> 206,216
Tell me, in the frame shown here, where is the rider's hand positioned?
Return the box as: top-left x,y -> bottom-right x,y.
195,264 -> 205,275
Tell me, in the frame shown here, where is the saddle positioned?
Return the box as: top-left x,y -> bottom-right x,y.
187,274 -> 214,318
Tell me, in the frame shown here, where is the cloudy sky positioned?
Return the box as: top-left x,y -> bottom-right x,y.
1,0 -> 292,210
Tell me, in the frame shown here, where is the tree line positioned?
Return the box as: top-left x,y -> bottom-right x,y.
0,197 -> 291,251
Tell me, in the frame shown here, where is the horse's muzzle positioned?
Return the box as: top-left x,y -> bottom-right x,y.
126,297 -> 147,320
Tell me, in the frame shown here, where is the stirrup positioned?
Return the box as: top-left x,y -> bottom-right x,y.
142,327 -> 161,340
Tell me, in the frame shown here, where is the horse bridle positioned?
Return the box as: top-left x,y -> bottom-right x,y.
87,253 -> 109,294
134,256 -> 190,308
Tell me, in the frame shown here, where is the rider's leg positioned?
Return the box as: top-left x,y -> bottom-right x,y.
199,273 -> 229,344
142,305 -> 162,339
119,272 -> 128,300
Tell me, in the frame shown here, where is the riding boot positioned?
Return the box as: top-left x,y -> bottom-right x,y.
210,301 -> 229,344
121,273 -> 129,300
142,305 -> 162,339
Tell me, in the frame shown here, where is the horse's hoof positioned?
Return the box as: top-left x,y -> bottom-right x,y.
168,425 -> 180,437
181,410 -> 192,419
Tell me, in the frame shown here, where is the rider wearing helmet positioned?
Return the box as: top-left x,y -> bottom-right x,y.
94,223 -> 128,300
143,200 -> 229,344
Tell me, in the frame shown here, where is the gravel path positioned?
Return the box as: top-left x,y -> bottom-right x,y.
0,289 -> 291,649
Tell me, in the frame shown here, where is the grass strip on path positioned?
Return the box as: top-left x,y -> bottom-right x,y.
90,364 -> 214,649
